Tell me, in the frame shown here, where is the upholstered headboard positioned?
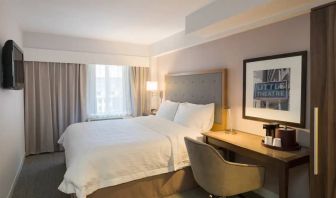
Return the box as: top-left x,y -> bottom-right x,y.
165,70 -> 227,130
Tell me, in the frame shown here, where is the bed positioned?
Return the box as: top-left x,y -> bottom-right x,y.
58,69 -> 227,198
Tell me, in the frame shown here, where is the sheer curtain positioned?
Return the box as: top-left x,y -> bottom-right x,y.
87,64 -> 132,119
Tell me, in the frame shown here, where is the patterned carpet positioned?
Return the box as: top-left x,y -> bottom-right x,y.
12,152 -> 262,198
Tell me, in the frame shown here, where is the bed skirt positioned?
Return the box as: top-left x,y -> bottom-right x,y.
82,167 -> 198,198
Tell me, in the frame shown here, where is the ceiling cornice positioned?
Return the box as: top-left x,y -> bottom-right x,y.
150,0 -> 333,57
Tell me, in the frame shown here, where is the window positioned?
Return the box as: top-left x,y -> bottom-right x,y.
87,64 -> 132,119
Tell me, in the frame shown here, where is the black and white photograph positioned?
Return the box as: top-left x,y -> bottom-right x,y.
243,51 -> 307,127
253,68 -> 290,111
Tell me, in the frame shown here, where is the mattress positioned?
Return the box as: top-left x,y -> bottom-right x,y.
58,116 -> 201,198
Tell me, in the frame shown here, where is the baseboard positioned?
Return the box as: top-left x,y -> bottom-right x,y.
6,155 -> 25,198
255,187 -> 279,198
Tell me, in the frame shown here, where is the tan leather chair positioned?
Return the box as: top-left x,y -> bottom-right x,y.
184,137 -> 265,198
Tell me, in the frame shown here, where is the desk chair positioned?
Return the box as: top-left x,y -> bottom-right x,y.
184,137 -> 265,198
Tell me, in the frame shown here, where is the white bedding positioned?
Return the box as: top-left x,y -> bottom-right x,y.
58,116 -> 201,198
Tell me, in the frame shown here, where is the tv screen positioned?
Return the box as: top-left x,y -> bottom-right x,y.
2,40 -> 24,90
13,45 -> 24,88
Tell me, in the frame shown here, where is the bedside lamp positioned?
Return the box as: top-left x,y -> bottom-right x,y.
225,107 -> 233,133
146,81 -> 162,115
146,81 -> 158,92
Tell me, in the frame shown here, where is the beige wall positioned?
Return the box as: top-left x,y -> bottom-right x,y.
156,14 -> 310,198
0,2 -> 25,198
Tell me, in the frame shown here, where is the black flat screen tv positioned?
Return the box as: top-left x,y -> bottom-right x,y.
2,40 -> 24,89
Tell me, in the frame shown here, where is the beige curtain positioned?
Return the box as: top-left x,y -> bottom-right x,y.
130,67 -> 150,116
24,61 -> 87,155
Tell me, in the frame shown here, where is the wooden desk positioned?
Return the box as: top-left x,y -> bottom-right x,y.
202,131 -> 310,198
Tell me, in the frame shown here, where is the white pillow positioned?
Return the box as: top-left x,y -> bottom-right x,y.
173,102 -> 215,132
156,100 -> 179,121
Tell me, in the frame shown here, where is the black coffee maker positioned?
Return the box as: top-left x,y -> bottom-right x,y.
263,123 -> 280,137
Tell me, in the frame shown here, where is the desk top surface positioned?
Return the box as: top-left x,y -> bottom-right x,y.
202,131 -> 310,163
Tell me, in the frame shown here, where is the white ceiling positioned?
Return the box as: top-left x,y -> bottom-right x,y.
11,0 -> 211,44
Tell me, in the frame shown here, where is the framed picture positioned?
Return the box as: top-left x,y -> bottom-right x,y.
243,51 -> 307,128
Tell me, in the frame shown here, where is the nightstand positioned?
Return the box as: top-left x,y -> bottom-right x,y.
142,112 -> 156,116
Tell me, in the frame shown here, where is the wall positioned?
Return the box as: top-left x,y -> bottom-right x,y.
23,32 -> 150,67
156,14 -> 310,198
0,2 -> 25,198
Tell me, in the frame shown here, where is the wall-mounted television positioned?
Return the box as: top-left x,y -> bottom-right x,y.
2,40 -> 24,90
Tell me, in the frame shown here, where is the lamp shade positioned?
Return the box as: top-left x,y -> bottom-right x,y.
146,81 -> 158,91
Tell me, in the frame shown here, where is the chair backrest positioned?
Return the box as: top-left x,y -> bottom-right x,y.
184,137 -> 265,197
184,137 -> 230,194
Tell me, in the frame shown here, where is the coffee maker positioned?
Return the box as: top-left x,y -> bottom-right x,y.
263,123 -> 280,138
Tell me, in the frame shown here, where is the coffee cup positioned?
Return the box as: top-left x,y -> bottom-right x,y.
265,136 -> 273,146
273,138 -> 282,147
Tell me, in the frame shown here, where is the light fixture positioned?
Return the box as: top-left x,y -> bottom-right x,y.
146,81 -> 162,115
146,81 -> 158,91
225,107 -> 233,133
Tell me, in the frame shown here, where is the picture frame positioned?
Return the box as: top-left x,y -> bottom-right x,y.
243,51 -> 307,128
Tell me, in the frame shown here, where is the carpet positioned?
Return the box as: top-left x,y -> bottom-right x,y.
12,152 -> 262,198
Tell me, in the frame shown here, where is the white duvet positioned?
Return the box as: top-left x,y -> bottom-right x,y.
58,116 -> 201,198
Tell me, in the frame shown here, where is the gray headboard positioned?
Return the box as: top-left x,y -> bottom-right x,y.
165,70 -> 227,126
